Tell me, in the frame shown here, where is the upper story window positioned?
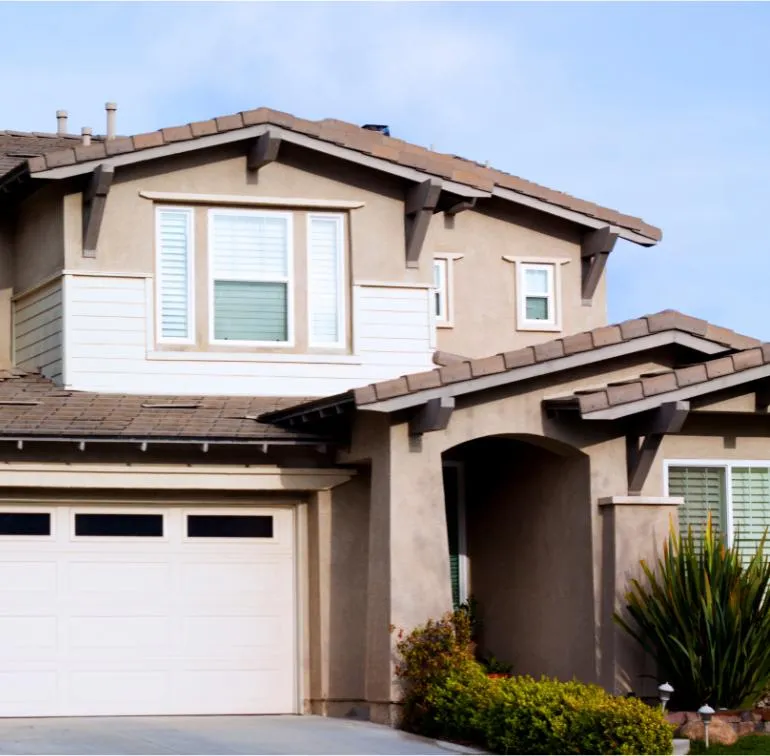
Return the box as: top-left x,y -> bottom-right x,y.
155,206 -> 347,351
433,259 -> 448,323
210,210 -> 293,345
519,263 -> 555,327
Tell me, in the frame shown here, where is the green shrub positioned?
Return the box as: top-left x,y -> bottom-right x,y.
616,514 -> 770,709
394,612 -> 674,754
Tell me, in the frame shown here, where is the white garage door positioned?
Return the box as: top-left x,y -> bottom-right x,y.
0,505 -> 296,717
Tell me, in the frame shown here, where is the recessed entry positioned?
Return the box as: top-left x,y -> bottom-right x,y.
0,513 -> 50,536
74,514 -> 164,538
187,515 -> 274,539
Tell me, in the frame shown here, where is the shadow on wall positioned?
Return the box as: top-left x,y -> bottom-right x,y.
448,434 -> 596,684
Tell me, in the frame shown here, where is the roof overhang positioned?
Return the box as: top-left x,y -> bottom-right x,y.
23,123 -> 659,246
355,331 -> 731,415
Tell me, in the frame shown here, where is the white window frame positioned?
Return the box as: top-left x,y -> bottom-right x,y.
433,258 -> 449,325
503,256 -> 569,333
155,206 -> 195,345
663,459 -> 770,548
207,208 -> 295,348
518,262 -> 557,330
306,213 -> 346,349
432,253 -> 464,328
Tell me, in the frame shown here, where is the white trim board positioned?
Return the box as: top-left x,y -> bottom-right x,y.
140,191 -> 365,210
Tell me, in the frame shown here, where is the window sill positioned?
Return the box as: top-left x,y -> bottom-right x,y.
147,351 -> 363,365
436,322 -> 454,329
516,323 -> 562,333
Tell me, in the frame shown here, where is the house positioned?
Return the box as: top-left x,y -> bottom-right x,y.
0,104 -> 764,722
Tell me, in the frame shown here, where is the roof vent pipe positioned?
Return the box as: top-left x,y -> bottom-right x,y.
105,102 -> 117,140
56,110 -> 68,135
81,127 -> 92,147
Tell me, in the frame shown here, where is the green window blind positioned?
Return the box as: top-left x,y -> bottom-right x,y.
157,208 -> 192,340
731,467 -> 770,561
210,211 -> 290,342
443,465 -> 461,609
668,466 -> 726,541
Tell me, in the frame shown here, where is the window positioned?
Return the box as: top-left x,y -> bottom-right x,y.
433,259 -> 448,323
307,214 -> 345,346
209,210 -> 293,345
156,207 -> 194,342
74,513 -> 164,537
187,514 -> 274,538
0,512 -> 50,536
443,462 -> 468,608
519,262 -> 556,327
667,462 -> 770,562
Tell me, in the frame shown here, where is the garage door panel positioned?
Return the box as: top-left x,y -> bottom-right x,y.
0,505 -> 297,717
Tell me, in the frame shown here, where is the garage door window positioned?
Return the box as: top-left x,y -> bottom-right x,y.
0,512 -> 50,536
74,513 -> 164,537
187,514 -> 273,538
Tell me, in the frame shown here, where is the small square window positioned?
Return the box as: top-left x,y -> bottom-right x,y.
75,514 -> 164,537
0,512 -> 50,536
187,514 -> 274,539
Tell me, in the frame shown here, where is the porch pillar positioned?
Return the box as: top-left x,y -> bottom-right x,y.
365,420 -> 453,725
599,496 -> 682,697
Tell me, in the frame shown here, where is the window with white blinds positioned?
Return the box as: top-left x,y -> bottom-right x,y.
307,214 -> 344,347
209,210 -> 292,344
668,466 -> 725,541
156,208 -> 194,342
667,463 -> 770,561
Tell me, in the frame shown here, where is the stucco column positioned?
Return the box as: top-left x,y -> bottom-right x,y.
306,490 -> 332,714
599,496 -> 682,697
365,420 -> 453,725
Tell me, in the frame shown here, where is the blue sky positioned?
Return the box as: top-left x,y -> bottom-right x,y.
1,1 -> 768,336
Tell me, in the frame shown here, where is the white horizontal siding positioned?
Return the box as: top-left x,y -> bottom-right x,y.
64,277 -> 434,396
14,280 -> 63,382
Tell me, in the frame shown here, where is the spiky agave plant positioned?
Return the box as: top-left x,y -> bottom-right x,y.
615,513 -> 770,710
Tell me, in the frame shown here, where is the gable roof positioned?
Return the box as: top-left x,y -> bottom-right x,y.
4,106 -> 661,243
0,370 -> 321,444
544,345 -> 770,420
261,310 -> 760,426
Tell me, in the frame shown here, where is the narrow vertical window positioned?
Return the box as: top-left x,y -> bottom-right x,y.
307,214 -> 345,347
210,210 -> 292,344
433,259 -> 448,323
157,207 -> 193,342
519,262 -> 556,327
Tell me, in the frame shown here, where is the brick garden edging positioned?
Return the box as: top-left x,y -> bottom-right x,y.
667,709 -> 770,736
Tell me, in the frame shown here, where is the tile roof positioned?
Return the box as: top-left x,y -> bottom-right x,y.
0,370 -> 319,442
14,106 -> 661,240
348,310 -> 760,407
0,131 -> 102,175
547,344 -> 770,415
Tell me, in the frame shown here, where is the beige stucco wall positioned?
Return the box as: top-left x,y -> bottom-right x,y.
13,184 -> 64,294
465,439 -> 596,682
0,218 -> 14,365
427,201 -> 607,358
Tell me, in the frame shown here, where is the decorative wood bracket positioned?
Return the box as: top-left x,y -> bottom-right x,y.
247,129 -> 281,172
82,163 -> 114,258
409,396 -> 455,436
756,379 -> 770,412
445,198 -> 476,216
405,178 -> 442,268
581,226 -> 618,304
626,401 -> 689,494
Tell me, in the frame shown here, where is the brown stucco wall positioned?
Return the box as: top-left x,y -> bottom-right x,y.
13,185 -> 64,294
426,200 -> 607,358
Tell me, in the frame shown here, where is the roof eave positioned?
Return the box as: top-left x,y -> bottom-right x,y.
22,122 -> 661,246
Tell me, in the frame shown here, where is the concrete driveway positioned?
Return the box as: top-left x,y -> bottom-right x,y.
0,715 -> 483,755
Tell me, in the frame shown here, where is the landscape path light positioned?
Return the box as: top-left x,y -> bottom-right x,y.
658,682 -> 673,712
698,704 -> 715,749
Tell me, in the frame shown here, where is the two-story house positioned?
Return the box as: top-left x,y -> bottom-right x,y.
0,104 -> 768,723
